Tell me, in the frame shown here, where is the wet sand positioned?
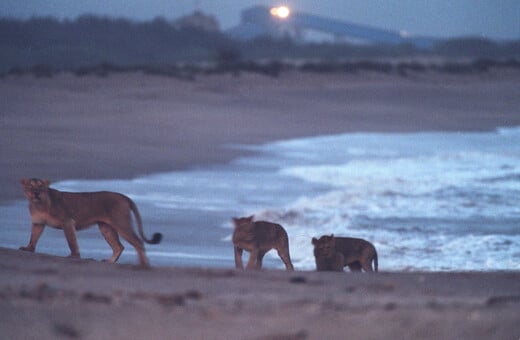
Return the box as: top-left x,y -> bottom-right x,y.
1,70 -> 520,339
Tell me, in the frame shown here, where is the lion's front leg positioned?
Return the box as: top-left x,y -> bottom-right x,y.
20,223 -> 45,252
256,249 -> 268,270
63,221 -> 80,258
245,248 -> 259,270
234,246 -> 244,269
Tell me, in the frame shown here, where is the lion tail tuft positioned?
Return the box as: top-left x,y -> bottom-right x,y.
149,232 -> 163,244
128,197 -> 163,245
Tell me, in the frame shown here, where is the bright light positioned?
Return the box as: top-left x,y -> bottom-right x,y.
270,6 -> 291,19
399,29 -> 410,38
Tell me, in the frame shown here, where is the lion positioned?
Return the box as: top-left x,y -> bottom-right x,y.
312,234 -> 378,272
232,215 -> 294,271
19,178 -> 162,266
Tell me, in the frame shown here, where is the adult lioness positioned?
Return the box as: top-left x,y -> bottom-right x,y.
312,234 -> 378,272
232,215 -> 294,271
19,178 -> 162,266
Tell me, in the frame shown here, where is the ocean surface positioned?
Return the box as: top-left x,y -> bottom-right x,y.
1,127 -> 519,271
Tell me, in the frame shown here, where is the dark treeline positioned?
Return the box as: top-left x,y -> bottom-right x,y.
0,15 -> 233,72
1,16 -> 520,74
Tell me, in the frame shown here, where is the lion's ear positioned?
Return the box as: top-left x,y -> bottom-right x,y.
312,237 -> 318,245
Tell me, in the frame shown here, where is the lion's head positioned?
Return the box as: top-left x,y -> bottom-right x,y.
232,215 -> 254,229
312,234 -> 337,259
20,178 -> 51,203
231,215 -> 256,243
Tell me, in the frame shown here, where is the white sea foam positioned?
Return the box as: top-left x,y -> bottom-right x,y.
250,128 -> 520,271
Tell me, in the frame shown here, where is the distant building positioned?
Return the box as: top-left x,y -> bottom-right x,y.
227,5 -> 437,48
174,10 -> 220,32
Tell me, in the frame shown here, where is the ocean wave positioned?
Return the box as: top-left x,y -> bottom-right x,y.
496,125 -> 520,136
247,129 -> 520,271
263,218 -> 520,271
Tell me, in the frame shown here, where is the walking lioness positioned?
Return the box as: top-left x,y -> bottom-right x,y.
232,215 -> 294,271
312,234 -> 378,272
19,178 -> 162,266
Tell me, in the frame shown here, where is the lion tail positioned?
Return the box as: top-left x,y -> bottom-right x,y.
128,198 -> 162,244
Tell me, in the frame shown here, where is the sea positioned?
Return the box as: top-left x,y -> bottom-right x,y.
1,127 -> 519,271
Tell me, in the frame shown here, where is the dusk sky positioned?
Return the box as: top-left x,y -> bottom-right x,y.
1,0 -> 519,40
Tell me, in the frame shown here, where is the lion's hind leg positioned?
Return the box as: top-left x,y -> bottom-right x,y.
98,223 -> 124,263
360,247 -> 378,272
112,224 -> 149,267
347,261 -> 362,272
359,257 -> 374,272
274,229 -> 294,271
276,245 -> 294,271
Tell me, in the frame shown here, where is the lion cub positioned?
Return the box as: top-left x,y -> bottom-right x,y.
19,178 -> 162,266
312,234 -> 378,272
232,215 -> 294,271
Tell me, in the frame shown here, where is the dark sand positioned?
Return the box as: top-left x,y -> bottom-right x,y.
1,70 -> 520,339
1,248 -> 519,340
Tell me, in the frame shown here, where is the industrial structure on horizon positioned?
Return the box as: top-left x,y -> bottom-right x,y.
227,5 -> 437,48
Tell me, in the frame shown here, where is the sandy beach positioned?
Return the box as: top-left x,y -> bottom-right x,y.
1,247 -> 519,339
1,69 -> 520,339
2,70 -> 520,203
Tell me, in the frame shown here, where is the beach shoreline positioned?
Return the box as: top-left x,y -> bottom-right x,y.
1,70 -> 520,204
